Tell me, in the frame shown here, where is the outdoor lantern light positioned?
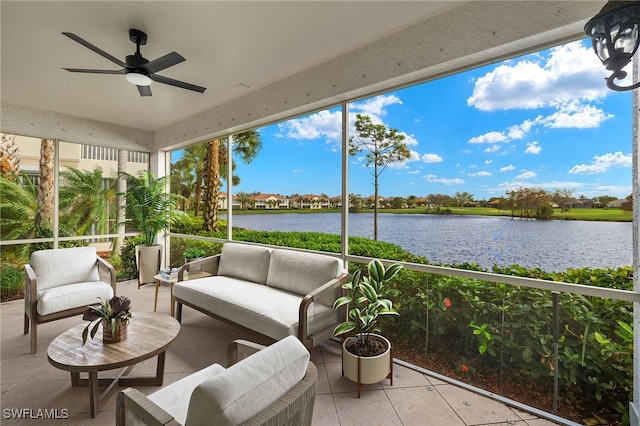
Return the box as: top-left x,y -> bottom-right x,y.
585,0 -> 640,91
125,71 -> 152,86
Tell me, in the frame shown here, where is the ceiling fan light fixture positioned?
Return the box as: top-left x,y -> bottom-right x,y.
125,71 -> 152,86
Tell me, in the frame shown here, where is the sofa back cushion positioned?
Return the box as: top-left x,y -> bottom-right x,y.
30,247 -> 100,290
266,249 -> 344,296
185,335 -> 310,426
217,243 -> 271,284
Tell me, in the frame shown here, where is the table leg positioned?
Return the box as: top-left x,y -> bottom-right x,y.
88,371 -> 98,418
71,371 -> 80,387
154,279 -> 160,312
155,351 -> 166,386
170,282 -> 175,317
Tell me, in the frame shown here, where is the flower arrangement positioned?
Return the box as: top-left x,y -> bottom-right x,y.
333,259 -> 401,356
82,295 -> 132,345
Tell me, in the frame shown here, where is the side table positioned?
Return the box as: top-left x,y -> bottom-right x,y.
154,271 -> 210,316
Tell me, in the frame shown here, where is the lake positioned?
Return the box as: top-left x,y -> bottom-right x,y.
222,212 -> 633,271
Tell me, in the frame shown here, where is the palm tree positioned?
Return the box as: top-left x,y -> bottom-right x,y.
35,139 -> 54,231
0,134 -> 21,180
202,131 -> 262,231
58,167 -> 116,236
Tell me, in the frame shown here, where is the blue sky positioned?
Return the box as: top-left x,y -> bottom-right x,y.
227,39 -> 633,201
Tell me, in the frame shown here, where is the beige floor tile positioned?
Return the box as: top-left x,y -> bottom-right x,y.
311,393 -> 340,426
333,389 -> 402,425
385,386 -> 465,425
382,363 -> 432,389
436,384 -> 524,425
323,360 -> 382,394
525,418 -> 563,425
315,362 -> 331,395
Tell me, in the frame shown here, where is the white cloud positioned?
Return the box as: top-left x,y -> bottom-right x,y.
467,41 -> 608,111
496,179 -> 582,192
500,164 -> 515,172
468,131 -> 508,144
352,94 -> 402,117
525,141 -> 541,154
421,153 -> 443,163
569,151 -> 632,174
516,171 -> 536,179
539,101 -> 613,129
278,110 -> 341,141
484,144 -> 501,153
469,171 -> 492,177
507,120 -> 536,139
424,174 -> 465,185
408,170 -> 421,175
485,159 -> 493,164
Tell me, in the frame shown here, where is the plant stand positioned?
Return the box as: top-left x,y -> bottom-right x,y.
341,334 -> 393,398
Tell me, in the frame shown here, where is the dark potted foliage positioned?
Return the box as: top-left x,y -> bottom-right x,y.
82,295 -> 132,345
333,259 -> 402,396
121,171 -> 186,286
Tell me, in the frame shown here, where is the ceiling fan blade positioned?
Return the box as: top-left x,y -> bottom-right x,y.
142,52 -> 185,74
149,74 -> 206,93
137,85 -> 152,97
62,32 -> 127,68
63,68 -> 126,74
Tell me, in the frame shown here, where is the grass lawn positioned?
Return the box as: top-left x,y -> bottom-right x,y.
214,206 -> 631,222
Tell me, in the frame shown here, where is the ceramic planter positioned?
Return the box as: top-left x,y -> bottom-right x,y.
342,333 -> 393,397
136,244 -> 162,287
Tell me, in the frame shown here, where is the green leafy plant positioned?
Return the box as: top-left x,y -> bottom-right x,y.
121,171 -> 187,246
183,247 -> 206,259
333,259 -> 402,356
82,296 -> 132,345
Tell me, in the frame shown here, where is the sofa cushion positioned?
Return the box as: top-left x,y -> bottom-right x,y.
148,363 -> 225,425
30,247 -> 100,290
174,276 -> 302,340
185,336 -> 309,426
266,249 -> 344,296
36,281 -> 114,316
217,243 -> 271,284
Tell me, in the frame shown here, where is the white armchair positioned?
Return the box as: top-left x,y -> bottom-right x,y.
24,246 -> 116,353
116,336 -> 317,426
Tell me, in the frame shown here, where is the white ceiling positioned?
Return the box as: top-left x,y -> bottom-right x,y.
1,1 -> 606,151
1,1 -> 464,131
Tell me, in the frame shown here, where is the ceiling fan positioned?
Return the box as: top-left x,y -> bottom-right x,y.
62,29 -> 206,97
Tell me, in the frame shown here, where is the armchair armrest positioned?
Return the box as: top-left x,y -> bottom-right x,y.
177,254 -> 221,281
298,273 -> 349,348
96,256 -> 116,292
227,339 -> 266,366
116,387 -> 179,426
24,264 -> 37,310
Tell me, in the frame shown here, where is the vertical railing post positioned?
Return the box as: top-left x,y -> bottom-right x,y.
552,291 -> 559,415
631,50 -> 640,426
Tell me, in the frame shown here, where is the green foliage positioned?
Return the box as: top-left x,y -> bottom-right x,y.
81,295 -> 132,345
120,236 -> 144,280
333,260 -> 401,339
121,171 -> 187,246
183,247 -> 206,259
0,263 -> 24,301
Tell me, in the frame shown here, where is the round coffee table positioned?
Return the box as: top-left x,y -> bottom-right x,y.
47,312 -> 180,418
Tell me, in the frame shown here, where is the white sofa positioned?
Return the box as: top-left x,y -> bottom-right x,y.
24,246 -> 116,353
116,336 -> 317,426
173,243 -> 348,348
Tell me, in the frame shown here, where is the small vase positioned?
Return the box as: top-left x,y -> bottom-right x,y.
102,319 -> 128,344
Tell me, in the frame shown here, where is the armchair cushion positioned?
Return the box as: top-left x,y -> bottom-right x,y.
147,364 -> 226,425
266,249 -> 344,296
185,335 -> 310,426
37,281 -> 114,316
30,247 -> 100,290
217,243 -> 271,284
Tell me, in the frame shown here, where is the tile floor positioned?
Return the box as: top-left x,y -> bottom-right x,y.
1,280 -> 562,425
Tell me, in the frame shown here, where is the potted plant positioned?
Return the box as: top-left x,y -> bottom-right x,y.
82,295 -> 132,345
333,259 -> 402,397
121,171 -> 186,287
183,247 -> 205,264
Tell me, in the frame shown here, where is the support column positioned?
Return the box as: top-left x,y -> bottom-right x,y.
631,52 -> 640,425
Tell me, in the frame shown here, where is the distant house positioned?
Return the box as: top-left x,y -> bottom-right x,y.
563,198 -> 593,209
253,193 -> 289,209
608,199 -> 626,208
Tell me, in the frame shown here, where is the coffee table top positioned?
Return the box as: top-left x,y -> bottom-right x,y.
47,312 -> 180,372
